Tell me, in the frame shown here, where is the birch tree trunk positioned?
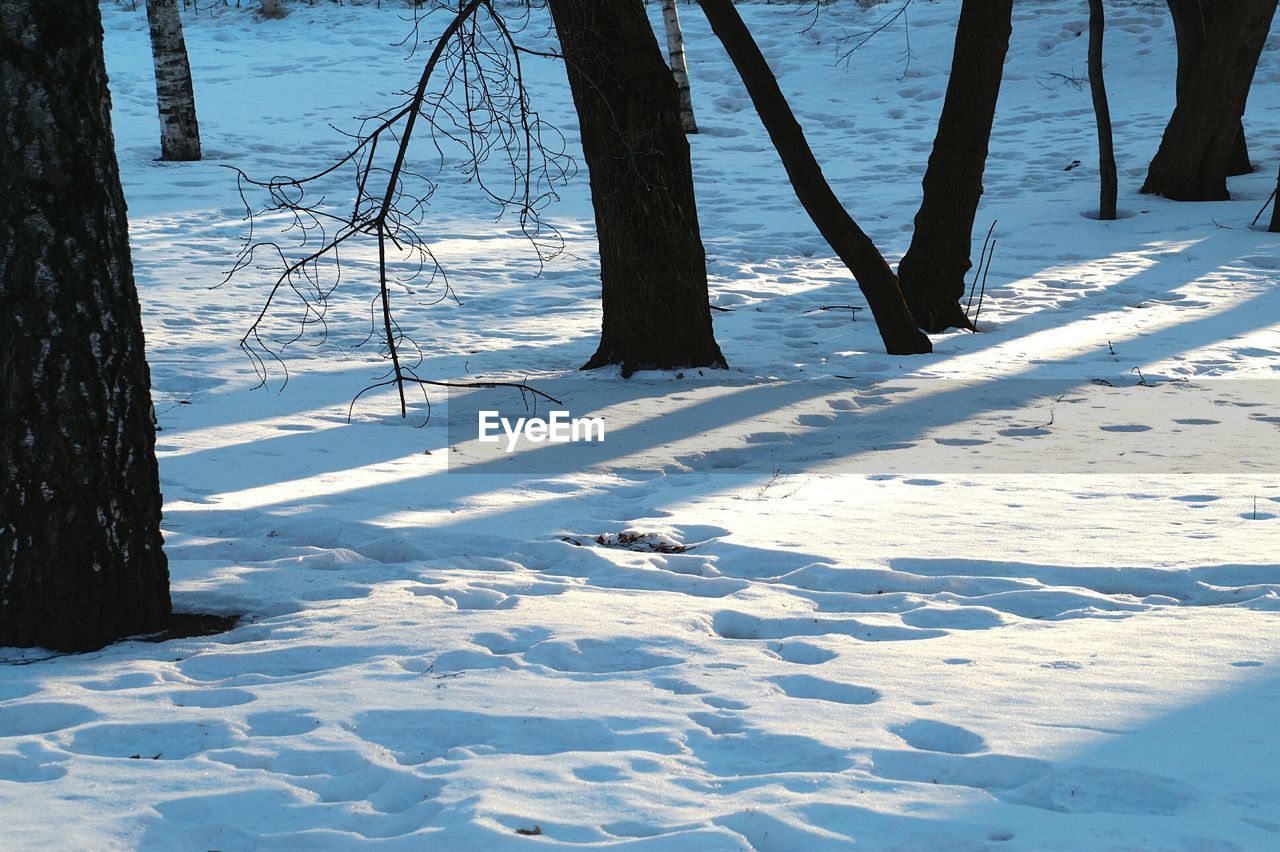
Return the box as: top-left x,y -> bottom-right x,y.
145,0 -> 201,161
662,0 -> 698,134
1,0 -> 172,651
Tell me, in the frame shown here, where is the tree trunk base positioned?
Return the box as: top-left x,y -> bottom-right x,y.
905,294 -> 977,334
581,345 -> 728,378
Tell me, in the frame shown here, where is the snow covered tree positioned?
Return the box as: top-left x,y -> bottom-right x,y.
1089,0 -> 1117,221
1,0 -> 171,651
697,0 -> 930,355
548,0 -> 727,376
895,0 -> 1012,333
1143,0 -> 1276,201
145,0 -> 201,161
661,0 -> 698,134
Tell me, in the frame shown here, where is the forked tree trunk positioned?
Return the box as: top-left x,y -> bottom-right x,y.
662,0 -> 698,134
895,0 -> 1012,333
1,0 -> 171,651
145,0 -> 201,161
548,0 -> 726,376
1144,0 -> 1275,200
1167,0 -> 1251,176
1089,0 -> 1118,220
697,0 -> 930,355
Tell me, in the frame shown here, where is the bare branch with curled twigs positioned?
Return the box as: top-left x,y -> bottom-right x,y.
224,0 -> 574,418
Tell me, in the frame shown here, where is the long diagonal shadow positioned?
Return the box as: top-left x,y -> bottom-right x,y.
176,269 -> 1280,532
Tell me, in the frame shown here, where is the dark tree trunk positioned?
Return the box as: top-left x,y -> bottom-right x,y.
1,0 -> 171,651
1229,117 -> 1252,177
1167,0 -> 1252,176
1089,0 -> 1118,220
1144,0 -> 1275,200
548,0 -> 726,377
697,0 -> 930,355
895,0 -> 1012,333
1168,0 -> 1207,98
145,0 -> 201,161
1269,163 -> 1280,232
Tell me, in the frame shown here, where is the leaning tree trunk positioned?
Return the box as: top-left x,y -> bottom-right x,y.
145,0 -> 201,161
1144,0 -> 1276,200
1,0 -> 171,651
1089,0 -> 1118,220
697,0 -> 930,355
895,0 -> 1012,333
661,0 -> 698,134
548,0 -> 726,376
1167,0 -> 1251,176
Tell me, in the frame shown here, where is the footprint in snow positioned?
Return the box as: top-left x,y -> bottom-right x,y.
246,710 -> 321,737
689,711 -> 745,735
68,720 -> 235,760
573,764 -> 627,783
891,719 -> 988,755
652,676 -> 710,696
522,638 -> 680,674
767,640 -> 836,665
0,742 -> 68,783
166,688 -> 256,709
0,702 -> 97,737
1002,765 -> 1195,815
423,649 -> 519,674
79,672 -> 162,691
472,627 -> 553,655
771,674 -> 880,705
410,585 -> 510,610
713,610 -> 945,642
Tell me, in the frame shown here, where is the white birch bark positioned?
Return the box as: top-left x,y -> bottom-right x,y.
661,0 -> 698,134
144,0 -> 201,161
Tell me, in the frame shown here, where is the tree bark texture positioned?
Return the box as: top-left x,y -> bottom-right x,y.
1167,0 -> 1252,176
1144,0 -> 1275,200
1,0 -> 171,651
1089,0 -> 1118,220
145,0 -> 201,161
895,0 -> 1012,333
697,0 -> 931,355
662,0 -> 698,134
548,0 -> 726,376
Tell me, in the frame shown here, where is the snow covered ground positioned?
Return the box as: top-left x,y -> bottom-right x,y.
4,0 -> 1280,847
